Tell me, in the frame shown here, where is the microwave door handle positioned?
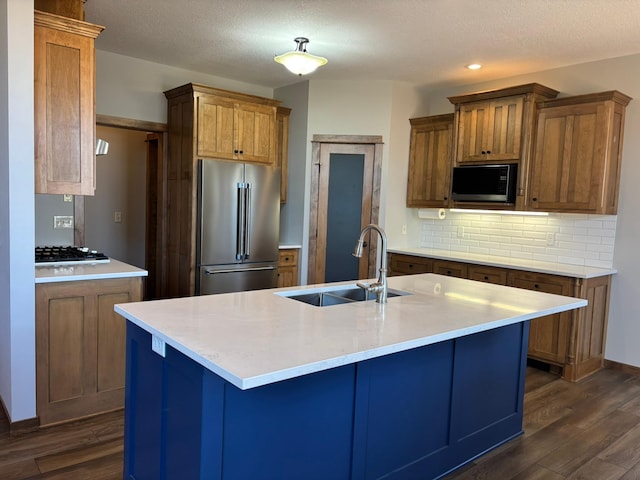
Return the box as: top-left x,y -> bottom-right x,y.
244,183 -> 251,260
236,183 -> 245,261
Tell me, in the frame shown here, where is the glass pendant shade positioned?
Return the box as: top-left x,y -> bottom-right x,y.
274,37 -> 328,76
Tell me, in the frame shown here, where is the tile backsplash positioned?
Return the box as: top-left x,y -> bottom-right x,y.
419,210 -> 616,269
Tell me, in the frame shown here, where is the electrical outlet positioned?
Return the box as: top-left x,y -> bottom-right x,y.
401,224 -> 407,235
546,232 -> 555,246
151,335 -> 166,357
53,215 -> 74,229
63,194 -> 73,202
114,211 -> 122,223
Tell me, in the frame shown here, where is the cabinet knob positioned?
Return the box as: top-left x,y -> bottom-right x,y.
444,196 -> 448,200
484,276 -> 489,280
532,197 -> 538,202
534,284 -> 540,289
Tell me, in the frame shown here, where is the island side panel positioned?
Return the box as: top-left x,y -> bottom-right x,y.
351,341 -> 456,480
124,323 -> 226,480
448,321 -> 530,471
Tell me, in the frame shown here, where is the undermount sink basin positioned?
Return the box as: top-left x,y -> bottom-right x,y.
277,285 -> 410,307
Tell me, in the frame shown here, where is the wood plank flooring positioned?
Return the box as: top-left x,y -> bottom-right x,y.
1,366 -> 639,479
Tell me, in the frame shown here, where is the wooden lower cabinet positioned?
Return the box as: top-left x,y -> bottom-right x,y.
277,248 -> 299,287
507,271 -> 574,366
388,253 -> 433,276
433,259 -> 468,278
36,277 -> 143,426
468,264 -> 508,285
388,253 -> 612,381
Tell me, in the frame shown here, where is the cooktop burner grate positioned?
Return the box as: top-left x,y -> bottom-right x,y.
35,246 -> 110,266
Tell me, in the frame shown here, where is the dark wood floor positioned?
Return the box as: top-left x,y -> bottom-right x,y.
1,366 -> 639,479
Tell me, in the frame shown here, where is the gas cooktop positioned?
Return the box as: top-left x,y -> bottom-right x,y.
35,246 -> 110,266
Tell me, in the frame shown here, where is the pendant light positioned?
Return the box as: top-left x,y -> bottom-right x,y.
274,37 -> 328,76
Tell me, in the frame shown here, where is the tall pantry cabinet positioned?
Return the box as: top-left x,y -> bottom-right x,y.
163,84 -> 281,298
34,10 -> 104,195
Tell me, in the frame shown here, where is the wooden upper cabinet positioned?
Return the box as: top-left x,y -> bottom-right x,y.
196,95 -> 236,160
34,11 -> 104,195
194,87 -> 277,165
406,114 -> 453,208
276,107 -> 291,203
454,96 -> 524,163
529,91 -> 631,214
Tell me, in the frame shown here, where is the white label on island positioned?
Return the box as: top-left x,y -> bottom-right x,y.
151,334 -> 166,357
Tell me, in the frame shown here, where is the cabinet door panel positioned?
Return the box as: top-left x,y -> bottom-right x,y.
48,296 -> 86,402
197,96 -> 236,159
34,19 -> 100,195
236,103 -> 276,164
530,103 -> 604,212
407,115 -> 453,208
456,97 -> 523,163
97,292 -> 130,392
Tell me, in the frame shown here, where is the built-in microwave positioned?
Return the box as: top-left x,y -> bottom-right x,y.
451,164 -> 518,203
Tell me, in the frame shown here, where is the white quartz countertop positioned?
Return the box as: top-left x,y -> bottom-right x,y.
389,247 -> 616,279
35,258 -> 148,283
114,274 -> 586,390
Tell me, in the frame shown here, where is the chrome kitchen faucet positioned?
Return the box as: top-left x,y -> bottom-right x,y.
352,224 -> 388,303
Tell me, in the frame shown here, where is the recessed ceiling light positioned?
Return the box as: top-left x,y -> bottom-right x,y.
466,63 -> 482,70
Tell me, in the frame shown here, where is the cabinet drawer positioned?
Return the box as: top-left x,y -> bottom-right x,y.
468,265 -> 508,285
278,249 -> 299,266
433,260 -> 468,278
389,254 -> 433,276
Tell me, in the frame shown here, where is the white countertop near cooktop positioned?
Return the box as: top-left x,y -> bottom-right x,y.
389,247 -> 616,279
115,273 -> 586,390
36,258 -> 148,283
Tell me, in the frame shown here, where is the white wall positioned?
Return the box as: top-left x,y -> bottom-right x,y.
0,0 -> 35,422
302,79 -> 397,283
96,50 -> 275,124
85,126 -> 148,269
274,80 -> 310,251
382,54 -> 640,368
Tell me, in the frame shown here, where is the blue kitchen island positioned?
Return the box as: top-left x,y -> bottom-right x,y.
115,274 -> 586,480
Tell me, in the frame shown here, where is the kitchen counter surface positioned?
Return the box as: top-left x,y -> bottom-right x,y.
36,258 -> 148,284
115,273 -> 586,390
389,247 -> 616,278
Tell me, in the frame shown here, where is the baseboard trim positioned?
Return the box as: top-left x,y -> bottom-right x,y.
604,359 -> 640,376
0,396 -> 39,436
9,416 -> 40,436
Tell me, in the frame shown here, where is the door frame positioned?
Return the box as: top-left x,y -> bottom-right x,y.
74,114 -> 168,299
308,134 -> 383,284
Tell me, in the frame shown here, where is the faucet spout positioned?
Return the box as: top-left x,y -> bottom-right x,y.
352,224 -> 388,303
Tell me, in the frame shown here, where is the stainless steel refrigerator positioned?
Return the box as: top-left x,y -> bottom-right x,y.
196,159 -> 280,295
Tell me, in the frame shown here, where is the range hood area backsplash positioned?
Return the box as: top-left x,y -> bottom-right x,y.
418,210 -> 616,269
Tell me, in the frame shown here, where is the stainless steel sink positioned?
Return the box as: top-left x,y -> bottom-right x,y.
277,285 -> 410,307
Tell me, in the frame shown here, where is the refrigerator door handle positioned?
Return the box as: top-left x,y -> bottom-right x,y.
204,265 -> 276,275
244,183 -> 252,260
236,183 -> 246,261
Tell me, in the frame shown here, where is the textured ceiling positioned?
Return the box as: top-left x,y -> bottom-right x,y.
84,0 -> 640,90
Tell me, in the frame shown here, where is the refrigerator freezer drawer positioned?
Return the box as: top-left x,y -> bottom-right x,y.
198,264 -> 278,295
